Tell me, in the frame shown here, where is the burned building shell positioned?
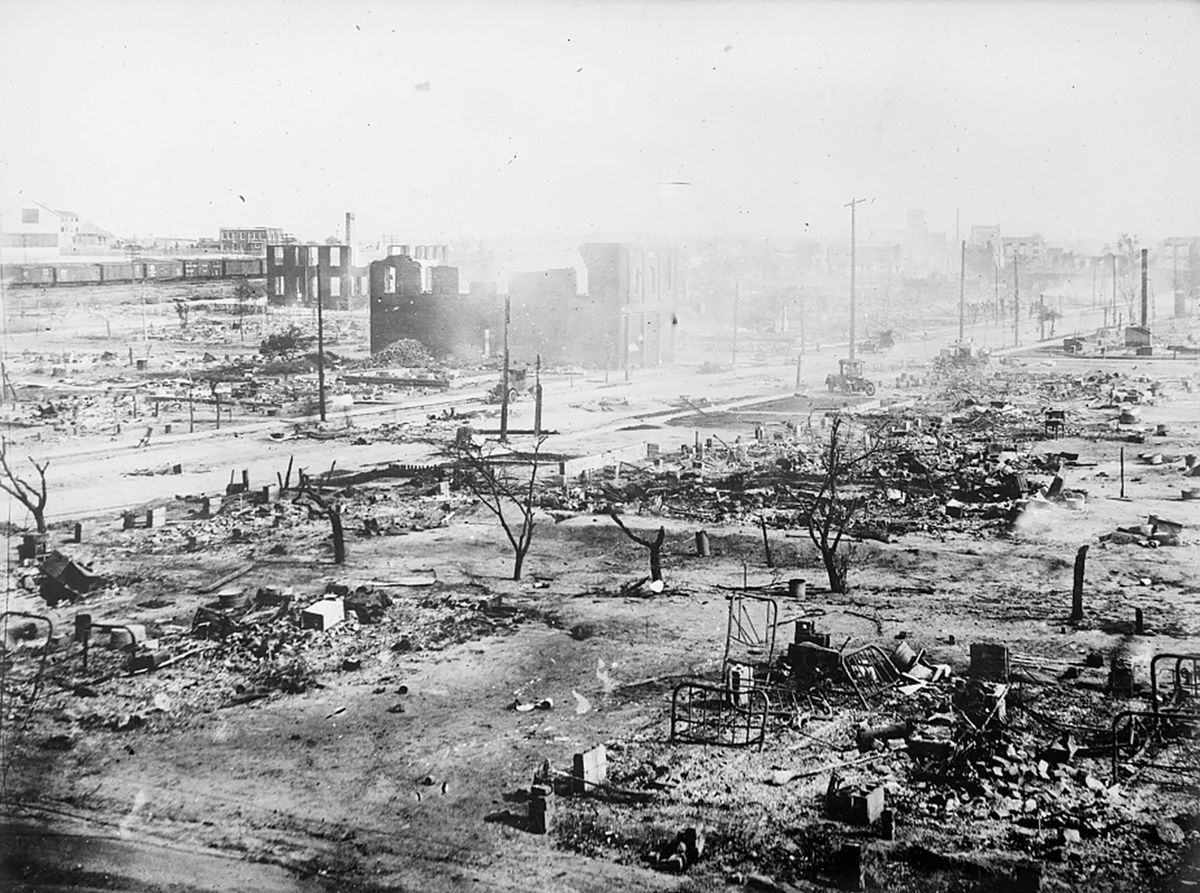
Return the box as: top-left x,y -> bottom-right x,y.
368,242 -> 680,368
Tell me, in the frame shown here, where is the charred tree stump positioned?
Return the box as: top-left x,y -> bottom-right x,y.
1071,545 -> 1087,623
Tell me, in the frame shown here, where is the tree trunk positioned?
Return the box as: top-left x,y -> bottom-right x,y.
512,550 -> 525,581
648,526 -> 665,581
820,544 -> 846,593
33,509 -> 46,534
329,506 -> 345,564
649,545 -> 662,582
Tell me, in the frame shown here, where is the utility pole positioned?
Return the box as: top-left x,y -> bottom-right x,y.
1140,247 -> 1148,328
845,197 -> 867,363
1173,241 -> 1180,318
1012,250 -> 1020,347
994,260 -> 999,322
533,353 -> 543,437
1111,253 -> 1117,326
731,278 -> 739,367
315,254 -> 327,422
500,295 -> 511,443
958,239 -> 966,344
796,288 -> 806,392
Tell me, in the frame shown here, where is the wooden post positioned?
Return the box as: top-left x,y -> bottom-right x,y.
500,296 -> 510,443
1071,545 -> 1087,623
759,514 -> 774,568
1119,447 -> 1125,498
1135,607 -> 1144,635
534,353 -> 543,437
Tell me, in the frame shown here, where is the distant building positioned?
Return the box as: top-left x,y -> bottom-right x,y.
969,225 -> 1001,249
266,243 -> 364,310
1001,235 -> 1046,265
56,210 -> 80,249
867,209 -> 948,278
1,201 -> 66,260
579,242 -> 680,368
469,281 -> 499,301
73,222 -> 114,251
826,242 -> 902,281
367,243 -> 681,366
1159,236 -> 1199,318
430,265 -> 460,297
369,254 -> 470,354
220,226 -> 284,255
383,242 -> 449,291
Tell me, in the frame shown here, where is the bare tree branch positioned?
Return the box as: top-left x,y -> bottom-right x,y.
0,441 -> 50,532
608,510 -> 666,582
447,435 -> 546,580
295,481 -> 346,564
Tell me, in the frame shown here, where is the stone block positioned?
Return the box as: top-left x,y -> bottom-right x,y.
145,507 -> 165,528
528,792 -> 552,834
970,643 -> 1010,680
301,598 -> 345,632
829,781 -> 885,825
572,744 -> 607,795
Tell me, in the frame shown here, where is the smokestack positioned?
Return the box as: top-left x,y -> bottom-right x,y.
345,212 -> 354,247
1141,247 -> 1148,327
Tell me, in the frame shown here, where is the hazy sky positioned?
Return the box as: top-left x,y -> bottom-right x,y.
2,0 -> 1198,251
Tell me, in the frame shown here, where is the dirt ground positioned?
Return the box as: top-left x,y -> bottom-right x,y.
1,294 -> 1199,892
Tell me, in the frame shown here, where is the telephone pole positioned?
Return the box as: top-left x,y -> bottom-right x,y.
845,197 -> 868,363
958,239 -> 966,344
1012,250 -> 1020,347
500,295 -> 511,443
316,260 -> 327,422
1111,253 -> 1117,325
1140,248 -> 1148,328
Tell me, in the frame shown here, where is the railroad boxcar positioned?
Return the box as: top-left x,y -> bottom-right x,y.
222,258 -> 261,278
54,264 -> 104,285
143,259 -> 184,281
184,259 -> 222,279
13,266 -> 57,286
99,262 -> 137,283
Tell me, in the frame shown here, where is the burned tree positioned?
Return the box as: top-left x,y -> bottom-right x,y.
608,511 -> 666,583
296,478 -> 346,565
804,416 -> 881,593
449,435 -> 546,581
0,441 -> 50,533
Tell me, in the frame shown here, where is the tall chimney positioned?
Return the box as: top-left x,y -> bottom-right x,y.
1141,247 -> 1148,327
345,212 -> 354,247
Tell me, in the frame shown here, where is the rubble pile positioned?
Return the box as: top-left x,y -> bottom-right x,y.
549,617 -> 1200,891
354,338 -> 438,370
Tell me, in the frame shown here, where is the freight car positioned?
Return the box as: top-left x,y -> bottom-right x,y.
98,262 -> 137,283
143,259 -> 185,280
54,264 -> 103,285
0,257 -> 264,288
